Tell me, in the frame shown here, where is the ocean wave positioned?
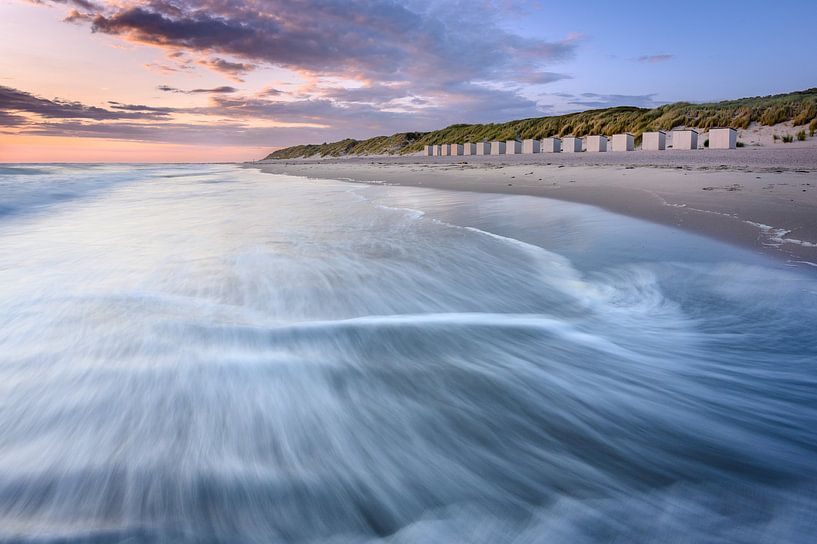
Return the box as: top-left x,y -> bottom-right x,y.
0,166 -> 815,543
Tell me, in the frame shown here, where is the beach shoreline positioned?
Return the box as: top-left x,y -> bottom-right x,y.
250,148 -> 817,267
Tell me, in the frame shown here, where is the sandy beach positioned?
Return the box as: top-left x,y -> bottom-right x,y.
252,148 -> 817,267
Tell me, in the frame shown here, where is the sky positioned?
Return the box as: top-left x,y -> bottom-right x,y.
1,0 -> 815,162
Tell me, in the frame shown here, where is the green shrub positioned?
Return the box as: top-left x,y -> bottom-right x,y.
773,134 -> 780,141
797,130 -> 806,141
703,138 -> 709,148
760,105 -> 791,125
792,101 -> 817,125
782,134 -> 794,143
736,141 -> 745,147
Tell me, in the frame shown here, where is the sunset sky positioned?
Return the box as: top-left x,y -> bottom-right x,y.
1,0 -> 814,162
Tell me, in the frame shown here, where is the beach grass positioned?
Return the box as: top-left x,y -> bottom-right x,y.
265,88 -> 817,159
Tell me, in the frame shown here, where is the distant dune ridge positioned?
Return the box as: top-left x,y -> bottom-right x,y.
264,88 -> 817,159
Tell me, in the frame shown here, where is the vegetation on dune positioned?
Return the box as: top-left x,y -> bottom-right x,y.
263,88 -> 817,159
265,133 -> 424,160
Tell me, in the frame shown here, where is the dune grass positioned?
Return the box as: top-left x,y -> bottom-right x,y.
264,88 -> 817,159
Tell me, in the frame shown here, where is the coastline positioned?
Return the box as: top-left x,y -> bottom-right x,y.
250,148 -> 817,268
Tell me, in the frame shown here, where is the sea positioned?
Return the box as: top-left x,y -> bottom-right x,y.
0,163 -> 815,543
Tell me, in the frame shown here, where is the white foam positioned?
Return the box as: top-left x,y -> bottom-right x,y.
661,199 -> 817,249
743,220 -> 817,247
267,311 -> 635,357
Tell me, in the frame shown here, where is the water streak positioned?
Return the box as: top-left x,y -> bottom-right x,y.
0,164 -> 815,543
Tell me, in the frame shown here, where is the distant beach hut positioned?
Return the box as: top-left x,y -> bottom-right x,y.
562,137 -> 582,152
642,130 -> 666,151
709,128 -> 737,149
475,142 -> 491,155
463,143 -> 477,155
522,139 -> 540,154
424,145 -> 433,156
440,144 -> 451,156
506,140 -> 522,154
586,135 -> 608,152
672,129 -> 698,150
541,137 -> 561,153
611,133 -> 634,152
451,143 -> 464,156
491,141 -> 506,155
432,145 -> 441,156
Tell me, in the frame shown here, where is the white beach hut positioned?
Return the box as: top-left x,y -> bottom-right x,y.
642,130 -> 666,151
506,140 -> 522,154
463,143 -> 477,155
586,135 -> 608,152
440,144 -> 451,156
432,145 -> 441,156
562,137 -> 582,153
611,133 -> 634,152
475,142 -> 491,155
491,141 -> 506,155
541,137 -> 561,153
709,128 -> 737,149
522,139 -> 540,154
424,145 -> 433,156
672,129 -> 698,150
450,143 -> 464,156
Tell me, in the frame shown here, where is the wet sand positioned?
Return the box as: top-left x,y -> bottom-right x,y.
252,148 -> 817,267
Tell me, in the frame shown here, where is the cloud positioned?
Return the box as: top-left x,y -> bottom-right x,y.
197,57 -> 256,81
258,87 -> 283,97
1,86 -> 329,146
27,0 -> 102,12
518,71 -> 572,85
638,54 -> 673,64
0,85 -> 172,120
157,85 -> 239,94
559,92 -> 664,109
107,101 -> 177,113
4,81 -> 550,149
0,111 -> 27,127
21,1 -> 585,149
144,61 -> 195,74
79,0 -> 576,88
22,119 -> 273,145
204,83 -> 547,131
63,9 -> 93,23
